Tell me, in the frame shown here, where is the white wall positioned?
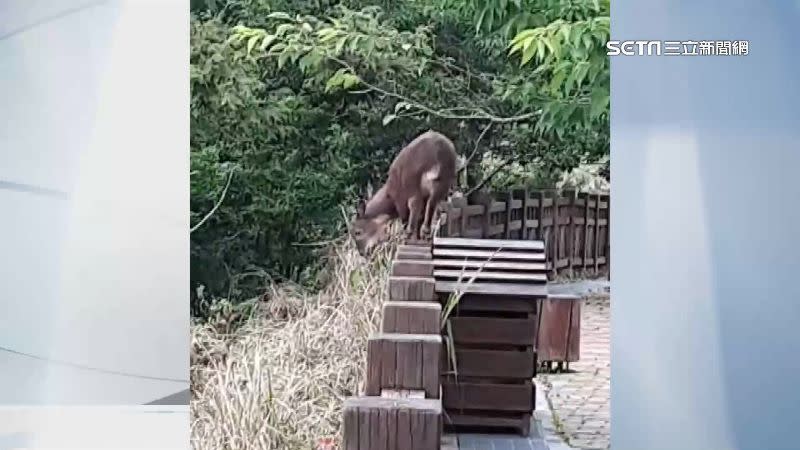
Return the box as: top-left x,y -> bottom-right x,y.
0,0 -> 189,405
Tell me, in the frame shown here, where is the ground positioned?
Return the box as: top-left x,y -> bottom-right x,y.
538,293 -> 610,450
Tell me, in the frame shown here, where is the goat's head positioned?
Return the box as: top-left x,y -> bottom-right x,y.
350,200 -> 391,257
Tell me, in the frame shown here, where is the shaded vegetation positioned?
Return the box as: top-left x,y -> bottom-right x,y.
190,0 -> 609,312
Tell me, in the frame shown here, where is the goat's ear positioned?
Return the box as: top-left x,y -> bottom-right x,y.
356,199 -> 366,218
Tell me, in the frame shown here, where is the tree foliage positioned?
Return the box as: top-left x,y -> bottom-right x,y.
190,0 -> 610,309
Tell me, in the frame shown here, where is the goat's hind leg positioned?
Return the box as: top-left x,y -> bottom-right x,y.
421,196 -> 437,238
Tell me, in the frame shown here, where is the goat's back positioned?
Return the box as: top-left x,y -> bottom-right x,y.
386,131 -> 457,197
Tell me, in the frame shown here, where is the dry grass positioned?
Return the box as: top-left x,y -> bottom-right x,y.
190,229 -> 404,450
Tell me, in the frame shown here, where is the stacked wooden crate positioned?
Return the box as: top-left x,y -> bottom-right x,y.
433,237 -> 548,436
342,243 -> 444,450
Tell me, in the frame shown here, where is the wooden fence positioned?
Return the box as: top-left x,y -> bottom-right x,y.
437,189 -> 610,279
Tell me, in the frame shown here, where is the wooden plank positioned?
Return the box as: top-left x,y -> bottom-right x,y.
421,338 -> 441,399
519,189 -> 529,240
435,281 -> 547,297
455,295 -> 538,313
445,413 -> 531,436
433,248 -> 546,261
397,408 -> 412,450
550,190 -> 560,278
396,250 -> 432,261
582,193 -> 590,271
565,190 -> 575,278
389,276 -> 436,301
380,338 -> 397,393
366,338 -> 383,396
445,347 -> 535,378
366,334 -> 441,398
442,381 -> 533,412
434,237 -> 545,251
386,407 -> 397,450
504,192 -> 513,239
566,300 -> 581,362
371,408 -> 385,450
537,298 -> 574,362
594,192 -> 601,273
343,399 -> 360,450
434,270 -> 547,282
432,259 -> 547,271
359,406 -> 371,450
392,260 -> 434,277
449,317 -> 537,345
396,339 -> 422,394
382,302 -> 441,335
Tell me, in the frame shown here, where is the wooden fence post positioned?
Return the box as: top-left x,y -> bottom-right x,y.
594,192 -> 601,274
563,189 -> 576,278
504,190 -> 513,239
604,193 -> 610,280
519,188 -> 529,240
582,192 -> 590,273
550,190 -> 561,279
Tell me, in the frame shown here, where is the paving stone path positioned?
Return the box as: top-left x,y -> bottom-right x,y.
538,294 -> 610,450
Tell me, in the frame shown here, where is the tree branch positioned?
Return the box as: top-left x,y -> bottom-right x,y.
328,56 -> 540,124
191,170 -> 234,234
465,157 -> 515,197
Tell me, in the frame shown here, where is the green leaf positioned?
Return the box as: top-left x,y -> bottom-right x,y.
536,40 -> 546,60
246,35 -> 259,56
334,36 -> 348,54
341,74 -> 360,89
259,34 -> 276,51
277,49 -> 292,69
382,114 -> 397,126
267,12 -> 292,21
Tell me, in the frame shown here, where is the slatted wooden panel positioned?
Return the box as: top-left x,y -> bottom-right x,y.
432,237 -> 549,297
342,397 -> 442,450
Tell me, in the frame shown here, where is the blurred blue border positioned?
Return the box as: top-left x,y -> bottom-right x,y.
612,1 -> 800,450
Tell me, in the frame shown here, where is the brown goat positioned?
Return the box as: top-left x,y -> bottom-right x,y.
351,130 -> 459,256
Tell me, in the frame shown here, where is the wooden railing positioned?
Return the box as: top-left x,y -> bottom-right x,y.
437,189 -> 610,279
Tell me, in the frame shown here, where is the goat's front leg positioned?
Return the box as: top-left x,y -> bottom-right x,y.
406,196 -> 424,239
421,196 -> 438,238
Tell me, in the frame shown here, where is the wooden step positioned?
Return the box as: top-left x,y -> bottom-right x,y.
342,396 -> 442,450
392,260 -> 434,277
366,333 -> 441,399
382,301 -> 441,335
389,276 -> 436,301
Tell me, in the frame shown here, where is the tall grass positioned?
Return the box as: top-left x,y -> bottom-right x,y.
190,229 -> 402,450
